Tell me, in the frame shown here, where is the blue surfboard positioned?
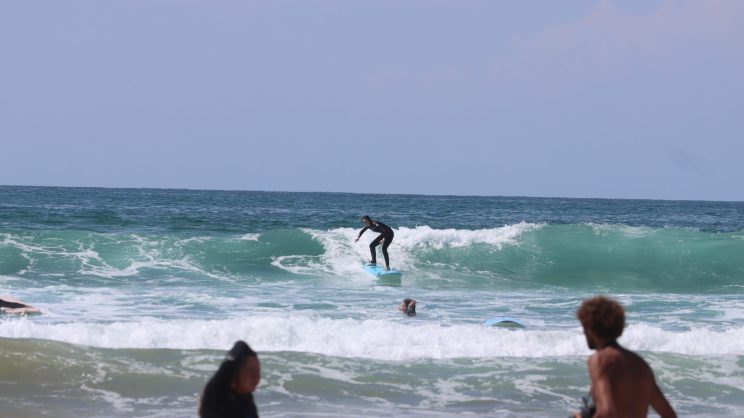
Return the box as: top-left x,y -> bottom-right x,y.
484,316 -> 525,329
362,263 -> 402,278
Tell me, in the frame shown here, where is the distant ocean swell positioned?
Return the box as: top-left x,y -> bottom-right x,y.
2,223 -> 742,292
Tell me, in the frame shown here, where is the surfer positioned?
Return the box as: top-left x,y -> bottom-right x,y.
573,296 -> 676,418
355,215 -> 394,270
399,298 -> 416,316
199,340 -> 261,418
0,295 -> 41,315
0,298 -> 30,309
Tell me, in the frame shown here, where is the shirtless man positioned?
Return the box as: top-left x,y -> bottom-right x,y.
574,296 -> 676,418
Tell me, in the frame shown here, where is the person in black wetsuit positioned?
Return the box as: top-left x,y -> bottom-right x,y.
0,298 -> 29,309
355,215 -> 394,270
199,341 -> 260,418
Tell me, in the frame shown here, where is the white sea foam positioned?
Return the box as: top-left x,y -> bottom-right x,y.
0,275 -> 23,284
79,234 -> 221,280
237,233 -> 261,242
2,233 -> 114,276
2,316 -> 742,360
0,232 -> 225,280
392,222 -> 542,249
587,223 -> 657,237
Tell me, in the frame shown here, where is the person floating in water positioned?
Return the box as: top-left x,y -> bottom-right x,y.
399,298 -> 416,317
355,215 -> 394,270
573,295 -> 677,418
0,298 -> 29,309
0,295 -> 41,315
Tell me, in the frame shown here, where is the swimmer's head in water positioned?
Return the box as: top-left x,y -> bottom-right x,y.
402,298 -> 416,317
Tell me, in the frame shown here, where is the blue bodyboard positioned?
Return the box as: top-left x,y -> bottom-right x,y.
362,263 -> 402,278
484,316 -> 526,329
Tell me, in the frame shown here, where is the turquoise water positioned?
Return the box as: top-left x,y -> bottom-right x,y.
1,186 -> 743,417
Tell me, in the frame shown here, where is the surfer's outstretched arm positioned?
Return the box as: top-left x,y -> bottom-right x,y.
355,226 -> 369,242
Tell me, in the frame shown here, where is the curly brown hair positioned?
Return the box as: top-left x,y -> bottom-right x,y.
576,295 -> 625,341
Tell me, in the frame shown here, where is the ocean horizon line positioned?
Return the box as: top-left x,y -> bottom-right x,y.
2,183 -> 742,204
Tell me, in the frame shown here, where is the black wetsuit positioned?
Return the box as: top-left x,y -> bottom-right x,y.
0,299 -> 28,309
200,392 -> 258,418
358,220 -> 394,267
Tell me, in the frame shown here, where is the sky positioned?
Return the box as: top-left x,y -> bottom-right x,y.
1,0 -> 742,200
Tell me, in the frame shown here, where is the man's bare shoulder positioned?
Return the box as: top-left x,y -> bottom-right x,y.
589,346 -> 624,369
589,345 -> 654,380
619,346 -> 654,374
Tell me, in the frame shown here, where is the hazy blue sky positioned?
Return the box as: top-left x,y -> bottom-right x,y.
1,1 -> 742,200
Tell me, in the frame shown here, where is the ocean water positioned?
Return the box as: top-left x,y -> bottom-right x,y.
1,186 -> 743,417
